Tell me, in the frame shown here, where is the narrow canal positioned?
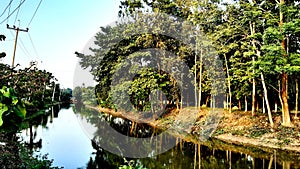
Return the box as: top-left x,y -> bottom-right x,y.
18,104 -> 300,169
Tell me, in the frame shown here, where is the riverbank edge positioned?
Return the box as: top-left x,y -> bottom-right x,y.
85,105 -> 300,158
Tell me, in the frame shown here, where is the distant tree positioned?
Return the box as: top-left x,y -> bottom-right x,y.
0,34 -> 6,59
73,86 -> 82,103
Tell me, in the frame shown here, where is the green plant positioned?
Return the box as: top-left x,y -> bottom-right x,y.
0,86 -> 26,126
119,158 -> 147,169
249,127 -> 270,138
213,128 -> 226,136
231,129 -> 244,136
18,143 -> 61,169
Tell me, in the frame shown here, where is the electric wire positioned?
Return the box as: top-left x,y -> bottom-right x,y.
27,32 -> 40,60
14,0 -> 23,25
0,0 -> 25,25
0,0 -> 14,18
27,0 -> 43,27
18,35 -> 32,59
7,0 -> 12,24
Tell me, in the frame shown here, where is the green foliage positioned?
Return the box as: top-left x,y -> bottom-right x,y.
76,14 -> 195,110
0,65 -> 61,107
76,0 -> 300,128
19,150 -> 60,169
0,86 -> 26,126
0,34 -> 6,59
119,158 -> 147,169
73,86 -> 83,103
249,127 -> 270,138
60,88 -> 72,102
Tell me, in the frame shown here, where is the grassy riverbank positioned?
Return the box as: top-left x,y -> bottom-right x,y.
89,105 -> 300,157
213,110 -> 300,152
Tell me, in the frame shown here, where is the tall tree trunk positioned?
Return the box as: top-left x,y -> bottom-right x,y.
211,95 -> 215,108
261,72 -> 274,127
275,101 -> 278,113
198,144 -> 201,169
180,94 -> 183,109
194,50 -> 197,108
278,80 -> 284,113
262,95 -> 265,114
295,79 -> 298,118
245,96 -> 248,112
268,155 -> 273,169
52,83 -> 56,102
282,73 -> 291,126
194,144 -> 197,169
198,49 -> 203,109
58,89 -> 61,102
250,21 -> 272,123
252,72 -> 256,116
205,96 -> 210,107
280,0 -> 292,127
224,54 -> 232,113
250,21 -> 256,116
282,161 -> 291,169
226,93 -> 229,110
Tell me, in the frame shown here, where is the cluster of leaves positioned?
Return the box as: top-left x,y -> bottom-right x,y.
18,147 -> 61,169
0,86 -> 26,127
0,34 -> 6,59
119,159 -> 147,169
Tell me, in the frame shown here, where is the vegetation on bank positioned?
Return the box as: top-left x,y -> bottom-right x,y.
74,85 -> 300,154
76,0 -> 300,130
87,102 -> 300,153
0,34 -> 71,168
0,39 -> 72,127
0,132 -> 60,169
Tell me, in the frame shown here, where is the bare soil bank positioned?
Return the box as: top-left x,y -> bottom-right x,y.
88,105 -> 300,162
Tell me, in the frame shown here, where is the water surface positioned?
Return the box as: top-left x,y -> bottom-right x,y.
19,105 -> 300,169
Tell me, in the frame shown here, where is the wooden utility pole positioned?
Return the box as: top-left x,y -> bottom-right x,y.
6,24 -> 29,67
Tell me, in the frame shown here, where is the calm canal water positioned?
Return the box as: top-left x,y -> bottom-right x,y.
18,104 -> 300,169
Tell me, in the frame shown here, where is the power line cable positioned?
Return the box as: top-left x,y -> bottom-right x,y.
0,0 -> 25,25
27,0 -> 43,27
27,32 -> 40,60
14,0 -> 23,25
0,0 -> 14,18
7,0 -> 13,24
18,35 -> 32,58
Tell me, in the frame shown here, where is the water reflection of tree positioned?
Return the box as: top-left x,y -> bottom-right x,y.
76,106 -> 299,169
86,140 -> 124,169
76,105 -> 175,157
22,104 -> 69,151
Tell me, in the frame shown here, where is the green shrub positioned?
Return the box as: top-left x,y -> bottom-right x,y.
0,86 -> 26,127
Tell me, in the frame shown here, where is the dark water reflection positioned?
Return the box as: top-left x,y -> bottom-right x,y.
19,104 -> 300,169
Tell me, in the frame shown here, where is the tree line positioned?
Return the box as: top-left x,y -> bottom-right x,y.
0,34 -> 72,127
76,0 -> 300,128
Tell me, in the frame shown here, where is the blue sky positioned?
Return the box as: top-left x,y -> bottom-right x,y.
0,0 -> 120,88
